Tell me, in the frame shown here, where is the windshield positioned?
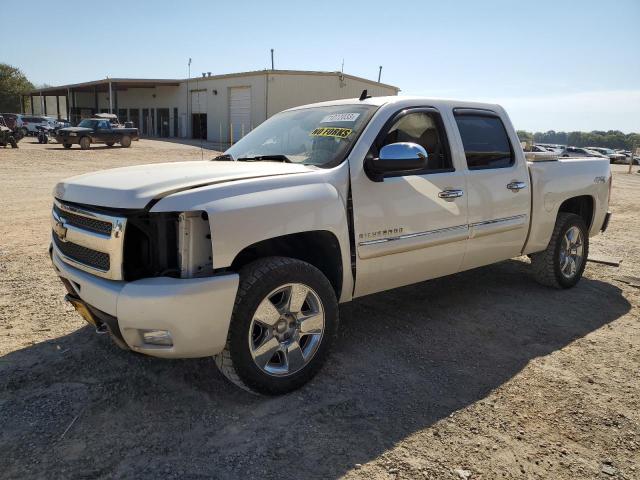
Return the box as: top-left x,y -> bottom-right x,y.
78,119 -> 99,128
224,104 -> 377,167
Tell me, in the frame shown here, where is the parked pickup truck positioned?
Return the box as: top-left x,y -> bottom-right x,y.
50,96 -> 612,395
56,117 -> 138,149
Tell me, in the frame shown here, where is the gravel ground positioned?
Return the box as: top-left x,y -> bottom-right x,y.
1,139 -> 638,479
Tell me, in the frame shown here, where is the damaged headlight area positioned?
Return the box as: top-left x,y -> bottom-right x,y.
123,210 -> 213,281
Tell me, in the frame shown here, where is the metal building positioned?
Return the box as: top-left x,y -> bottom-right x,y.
26,70 -> 399,143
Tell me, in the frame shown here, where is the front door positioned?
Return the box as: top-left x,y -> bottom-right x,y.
350,108 -> 469,297
451,109 -> 530,270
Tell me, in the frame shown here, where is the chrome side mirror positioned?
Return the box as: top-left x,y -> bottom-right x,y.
371,142 -> 428,173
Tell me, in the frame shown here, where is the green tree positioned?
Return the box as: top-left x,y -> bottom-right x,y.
516,130 -> 533,143
0,64 -> 34,112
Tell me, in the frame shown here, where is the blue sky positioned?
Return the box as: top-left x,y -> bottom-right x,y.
3,0 -> 638,132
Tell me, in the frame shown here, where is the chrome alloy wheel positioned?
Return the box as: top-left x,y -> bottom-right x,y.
559,226 -> 584,279
248,283 -> 325,377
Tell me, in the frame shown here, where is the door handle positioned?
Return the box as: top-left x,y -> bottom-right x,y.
507,181 -> 527,191
438,189 -> 464,200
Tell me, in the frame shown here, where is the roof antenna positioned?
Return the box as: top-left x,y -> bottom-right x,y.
359,89 -> 371,101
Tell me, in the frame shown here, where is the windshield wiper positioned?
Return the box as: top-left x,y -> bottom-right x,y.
236,155 -> 292,163
213,153 -> 234,161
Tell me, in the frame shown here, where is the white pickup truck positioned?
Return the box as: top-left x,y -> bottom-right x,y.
50,95 -> 612,394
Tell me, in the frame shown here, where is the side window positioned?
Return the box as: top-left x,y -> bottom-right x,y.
454,113 -> 514,169
98,121 -> 109,129
379,111 -> 453,172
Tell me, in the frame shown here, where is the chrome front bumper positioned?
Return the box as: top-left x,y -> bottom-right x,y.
51,247 -> 239,358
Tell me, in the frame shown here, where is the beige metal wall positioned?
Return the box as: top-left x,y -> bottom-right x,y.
266,72 -> 398,117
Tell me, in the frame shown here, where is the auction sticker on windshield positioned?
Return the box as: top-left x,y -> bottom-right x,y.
320,113 -> 360,123
310,127 -> 353,139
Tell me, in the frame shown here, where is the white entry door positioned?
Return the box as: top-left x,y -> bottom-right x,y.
230,87 -> 251,142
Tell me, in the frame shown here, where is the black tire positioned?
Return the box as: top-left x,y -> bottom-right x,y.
215,257 -> 339,395
120,136 -> 131,148
106,142 -> 115,147
63,143 -> 72,149
9,136 -> 18,148
531,212 -> 589,289
79,136 -> 90,150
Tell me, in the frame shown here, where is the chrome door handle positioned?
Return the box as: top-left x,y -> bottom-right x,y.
438,189 -> 464,200
507,181 -> 527,191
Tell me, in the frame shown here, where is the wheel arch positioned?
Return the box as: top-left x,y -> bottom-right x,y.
558,195 -> 594,230
230,230 -> 343,299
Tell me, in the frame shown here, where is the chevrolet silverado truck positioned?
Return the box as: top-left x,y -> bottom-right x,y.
56,117 -> 138,150
50,96 -> 612,395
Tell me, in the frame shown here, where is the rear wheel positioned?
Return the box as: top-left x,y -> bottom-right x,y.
531,213 -> 588,289
120,135 -> 131,148
79,137 -> 90,150
106,142 -> 115,147
215,257 -> 339,395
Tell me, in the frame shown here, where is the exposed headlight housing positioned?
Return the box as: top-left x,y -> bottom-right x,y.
178,211 -> 213,278
122,210 -> 212,281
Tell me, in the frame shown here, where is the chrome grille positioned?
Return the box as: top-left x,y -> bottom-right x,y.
53,234 -> 110,271
53,204 -> 112,235
51,200 -> 127,280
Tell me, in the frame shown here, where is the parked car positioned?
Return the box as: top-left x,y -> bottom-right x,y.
560,146 -> 604,158
0,115 -> 19,148
55,117 -> 139,149
0,113 -> 25,133
587,147 -> 627,164
50,96 -> 612,395
21,115 -> 57,136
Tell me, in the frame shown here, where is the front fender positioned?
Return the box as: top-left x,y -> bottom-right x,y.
152,167 -> 353,301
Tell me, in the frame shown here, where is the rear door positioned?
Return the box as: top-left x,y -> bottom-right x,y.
451,109 -> 530,270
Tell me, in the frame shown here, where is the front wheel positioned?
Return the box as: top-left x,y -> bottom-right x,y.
9,136 -> 18,148
79,136 -> 90,150
531,213 -> 589,289
215,257 -> 339,395
120,135 -> 131,148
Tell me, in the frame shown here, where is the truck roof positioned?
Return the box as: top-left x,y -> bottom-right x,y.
285,95 -> 503,113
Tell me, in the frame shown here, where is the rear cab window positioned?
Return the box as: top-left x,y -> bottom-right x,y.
453,110 -> 514,169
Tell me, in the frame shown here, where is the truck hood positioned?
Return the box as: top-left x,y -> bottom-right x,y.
58,127 -> 93,134
54,160 -> 315,209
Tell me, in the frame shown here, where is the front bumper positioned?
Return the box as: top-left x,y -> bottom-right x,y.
51,246 -> 239,358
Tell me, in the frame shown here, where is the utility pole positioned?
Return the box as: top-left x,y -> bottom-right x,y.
108,79 -> 113,114
270,49 -> 274,70
378,66 -> 382,83
186,57 -> 191,138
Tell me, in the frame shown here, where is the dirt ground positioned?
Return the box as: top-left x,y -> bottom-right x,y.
1,139 -> 638,480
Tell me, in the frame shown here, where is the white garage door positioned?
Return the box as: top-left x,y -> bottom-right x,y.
230,87 -> 251,141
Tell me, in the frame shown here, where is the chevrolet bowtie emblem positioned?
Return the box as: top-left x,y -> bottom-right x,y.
53,220 -> 68,242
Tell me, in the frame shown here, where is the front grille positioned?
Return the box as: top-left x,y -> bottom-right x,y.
53,234 -> 110,271
54,204 -> 112,235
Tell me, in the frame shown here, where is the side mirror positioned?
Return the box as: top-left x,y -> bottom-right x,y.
370,142 -> 428,173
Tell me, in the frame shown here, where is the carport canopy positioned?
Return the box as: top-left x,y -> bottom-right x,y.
25,78 -> 181,118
